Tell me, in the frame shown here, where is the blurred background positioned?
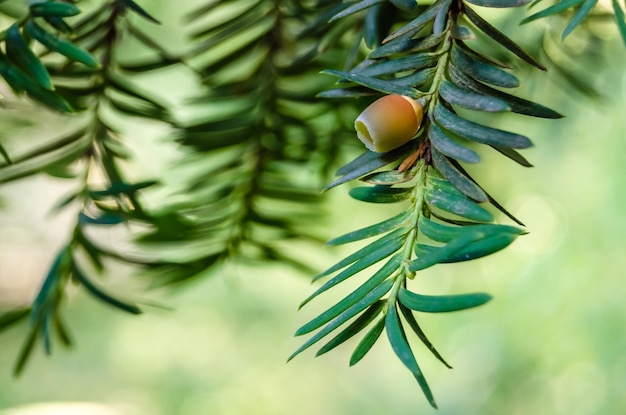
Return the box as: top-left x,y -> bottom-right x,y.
1,1 -> 626,414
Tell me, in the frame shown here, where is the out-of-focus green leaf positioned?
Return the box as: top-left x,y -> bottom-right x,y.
6,24 -> 54,90
463,5 -> 546,70
430,149 -> 487,202
71,264 -> 142,315
322,70 -> 420,97
289,278 -> 394,360
14,323 -> 40,376
439,80 -> 509,112
614,0 -> 626,46
78,212 -> 125,226
0,56 -> 72,112
326,210 -> 411,245
429,124 -> 481,164
0,309 -> 30,331
350,315 -> 385,365
52,313 -> 72,347
29,1 -> 80,17
399,287 -> 492,312
89,180 -> 158,199
520,0 -> 585,24
119,0 -> 161,24
44,16 -> 73,33
562,0 -> 598,39
434,104 -> 533,148
349,186 -> 412,203
316,301 -> 385,356
26,20 -> 100,68
450,44 -> 519,88
386,303 -> 437,408
0,143 -> 11,164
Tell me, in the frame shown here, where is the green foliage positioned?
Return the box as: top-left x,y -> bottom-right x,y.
0,0 -> 623,409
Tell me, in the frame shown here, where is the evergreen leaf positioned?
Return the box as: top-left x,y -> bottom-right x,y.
424,179 -> 493,222
71,264 -> 142,315
360,170 -> 416,185
390,0 -> 419,11
0,309 -> 30,331
464,0 -> 531,7
29,2 -> 81,17
350,315 -> 385,365
304,240 -> 404,305
520,0 -> 586,24
13,323 -> 40,376
52,313 -> 73,347
369,34 -> 445,58
418,216 -> 525,243
0,144 -> 11,164
399,287 -> 492,312
316,301 -> 385,356
408,228 -> 487,271
614,0 -> 626,46
349,185 -> 413,203
328,0 -> 386,22
398,303 -> 451,368
383,0 -> 452,43
430,149 -> 488,202
562,0 -> 599,39
414,232 -> 519,262
326,210 -> 412,245
25,20 -> 100,68
359,54 -> 439,78
447,159 -> 526,226
315,228 -> 407,280
119,0 -> 161,24
289,278 -> 394,360
78,212 -> 125,226
447,65 -> 562,118
463,5 -> 546,70
433,103 -> 533,148
326,141 -> 418,190
429,124 -> 481,164
450,44 -> 520,88
322,70 -> 420,97
491,146 -> 534,167
386,303 -> 437,408
439,80 -> 510,112
298,256 -> 400,335
43,16 -> 73,33
0,57 -> 72,112
6,24 -> 54,90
